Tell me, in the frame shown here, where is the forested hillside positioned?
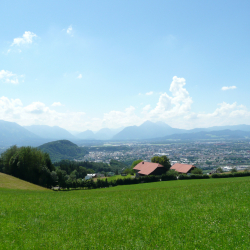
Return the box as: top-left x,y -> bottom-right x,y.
38,140 -> 88,162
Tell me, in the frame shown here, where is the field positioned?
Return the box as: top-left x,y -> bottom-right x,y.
0,172 -> 49,191
1,177 -> 250,249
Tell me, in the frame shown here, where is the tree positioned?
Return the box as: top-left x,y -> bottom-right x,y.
231,167 -> 237,173
1,145 -> 18,174
217,167 -> 223,173
0,146 -> 55,188
130,159 -> 143,174
151,156 -> 171,171
191,168 -> 203,175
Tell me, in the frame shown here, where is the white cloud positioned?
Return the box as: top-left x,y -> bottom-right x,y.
100,106 -> 142,128
67,26 -> 73,35
145,91 -> 153,95
11,31 -> 37,46
147,76 -> 192,119
0,96 -> 86,131
1,76 -> 249,131
222,86 -> 237,91
0,70 -> 21,84
51,102 -> 63,107
77,74 -> 82,79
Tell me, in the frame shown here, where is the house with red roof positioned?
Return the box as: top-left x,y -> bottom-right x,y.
170,163 -> 196,174
133,161 -> 167,177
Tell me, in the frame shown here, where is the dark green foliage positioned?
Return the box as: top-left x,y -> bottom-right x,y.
161,170 -> 178,181
151,155 -> 171,171
217,167 -> 224,173
1,146 -> 55,187
191,168 -> 203,175
179,174 -> 209,180
38,140 -> 89,162
231,167 -> 237,173
212,172 -> 250,178
109,159 -> 127,173
55,160 -> 112,176
131,159 -> 143,169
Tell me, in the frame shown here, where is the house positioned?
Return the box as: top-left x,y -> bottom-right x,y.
84,173 -> 97,180
133,161 -> 167,177
107,172 -> 115,177
170,163 -> 196,174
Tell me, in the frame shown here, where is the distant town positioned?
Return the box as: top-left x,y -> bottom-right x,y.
81,140 -> 250,173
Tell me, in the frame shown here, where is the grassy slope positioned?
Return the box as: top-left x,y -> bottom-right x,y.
1,177 -> 250,249
0,172 -> 49,191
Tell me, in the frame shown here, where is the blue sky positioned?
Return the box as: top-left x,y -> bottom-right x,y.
1,0 -> 250,131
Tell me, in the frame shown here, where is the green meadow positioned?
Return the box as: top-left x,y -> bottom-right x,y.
1,176 -> 250,249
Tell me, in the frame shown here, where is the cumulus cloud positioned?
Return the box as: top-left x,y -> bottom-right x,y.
222,86 -> 237,91
101,106 -> 142,128
1,76 -> 249,131
0,96 -> 86,131
147,76 -> 192,119
77,74 -> 82,79
11,31 -> 37,46
146,91 -> 153,95
0,70 -> 21,84
67,26 -> 73,35
51,102 -> 63,107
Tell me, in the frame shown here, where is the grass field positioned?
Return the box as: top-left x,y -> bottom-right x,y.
1,177 -> 250,249
0,172 -> 49,191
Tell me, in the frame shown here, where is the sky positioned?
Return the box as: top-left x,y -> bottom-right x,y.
1,0 -> 250,132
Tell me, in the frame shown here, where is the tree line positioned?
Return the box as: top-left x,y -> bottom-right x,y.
0,146 -> 56,188
0,146 -> 130,188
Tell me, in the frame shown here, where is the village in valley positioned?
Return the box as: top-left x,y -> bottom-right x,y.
81,140 -> 250,174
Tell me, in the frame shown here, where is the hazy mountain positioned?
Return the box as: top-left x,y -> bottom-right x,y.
112,121 -> 185,140
158,129 -> 250,141
38,140 -> 89,162
188,124 -> 250,133
94,127 -> 124,140
0,120 -> 44,147
77,130 -> 95,140
24,125 -> 75,140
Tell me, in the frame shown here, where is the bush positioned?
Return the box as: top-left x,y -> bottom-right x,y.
211,172 -> 250,178
179,174 -> 209,180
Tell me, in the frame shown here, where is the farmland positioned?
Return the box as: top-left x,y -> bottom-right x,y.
1,177 -> 250,249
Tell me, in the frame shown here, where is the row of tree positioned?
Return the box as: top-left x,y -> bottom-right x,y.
0,146 -> 56,187
0,146 -> 131,188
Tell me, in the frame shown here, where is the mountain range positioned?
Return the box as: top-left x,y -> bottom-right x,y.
1,119 -> 250,148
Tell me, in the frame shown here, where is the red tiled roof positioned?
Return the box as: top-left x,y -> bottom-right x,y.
133,161 -> 164,175
170,163 -> 196,174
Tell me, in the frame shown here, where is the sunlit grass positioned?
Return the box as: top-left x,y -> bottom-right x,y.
1,177 -> 250,249
0,172 -> 49,191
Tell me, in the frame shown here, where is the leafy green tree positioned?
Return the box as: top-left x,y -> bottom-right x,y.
130,159 -> 143,174
231,167 -> 237,173
191,168 -> 203,175
151,156 -> 171,171
51,171 -> 58,183
217,167 -> 223,173
166,169 -> 179,176
131,159 -> 143,169
0,146 -> 54,188
1,145 -> 18,174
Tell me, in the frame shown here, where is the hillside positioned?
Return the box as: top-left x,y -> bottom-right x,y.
1,177 -> 250,249
0,172 -> 49,191
38,140 -> 89,162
